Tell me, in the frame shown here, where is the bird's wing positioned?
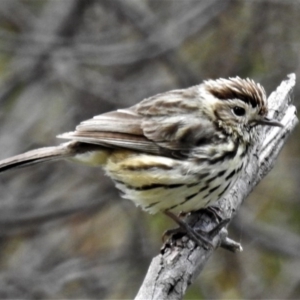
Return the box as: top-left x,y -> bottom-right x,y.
58,88 -> 216,156
58,109 -> 162,154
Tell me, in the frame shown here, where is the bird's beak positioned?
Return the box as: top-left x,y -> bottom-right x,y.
256,117 -> 284,128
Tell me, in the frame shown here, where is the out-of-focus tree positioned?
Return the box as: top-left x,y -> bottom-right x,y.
0,0 -> 298,299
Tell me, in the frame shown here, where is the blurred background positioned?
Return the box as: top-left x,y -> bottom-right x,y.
0,0 -> 298,299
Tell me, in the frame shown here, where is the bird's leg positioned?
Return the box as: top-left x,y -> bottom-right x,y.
162,211 -> 187,240
203,218 -> 230,239
163,210 -> 213,249
205,206 -> 223,221
193,206 -> 231,239
191,208 -> 243,252
163,207 -> 232,249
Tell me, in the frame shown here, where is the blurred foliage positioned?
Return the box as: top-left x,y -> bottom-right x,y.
0,0 -> 298,299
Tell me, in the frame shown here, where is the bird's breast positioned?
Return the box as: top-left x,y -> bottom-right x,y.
104,144 -> 247,214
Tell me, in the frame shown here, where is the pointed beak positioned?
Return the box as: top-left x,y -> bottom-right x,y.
256,117 -> 284,128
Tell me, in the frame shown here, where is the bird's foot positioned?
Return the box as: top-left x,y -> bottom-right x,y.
163,210 -> 229,250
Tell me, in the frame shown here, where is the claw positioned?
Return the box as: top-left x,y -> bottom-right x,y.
164,210 -> 213,250
163,209 -> 231,250
205,206 -> 223,222
205,218 -> 230,239
162,227 -> 185,243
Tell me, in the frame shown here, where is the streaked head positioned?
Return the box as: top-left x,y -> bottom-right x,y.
202,77 -> 282,136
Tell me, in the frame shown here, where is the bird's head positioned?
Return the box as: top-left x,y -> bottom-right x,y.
201,77 -> 283,139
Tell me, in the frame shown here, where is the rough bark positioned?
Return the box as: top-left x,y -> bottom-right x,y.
135,74 -> 298,300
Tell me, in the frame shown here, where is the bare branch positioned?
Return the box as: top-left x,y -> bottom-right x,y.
85,0 -> 230,72
0,0 -> 94,106
135,74 -> 298,300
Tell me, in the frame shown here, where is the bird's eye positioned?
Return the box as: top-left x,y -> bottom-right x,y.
232,106 -> 246,117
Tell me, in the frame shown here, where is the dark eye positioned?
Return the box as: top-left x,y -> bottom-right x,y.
232,106 -> 246,117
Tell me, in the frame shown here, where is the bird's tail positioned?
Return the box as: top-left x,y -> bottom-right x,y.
0,142 -> 79,173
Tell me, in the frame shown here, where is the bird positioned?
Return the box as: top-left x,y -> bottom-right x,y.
0,77 -> 282,245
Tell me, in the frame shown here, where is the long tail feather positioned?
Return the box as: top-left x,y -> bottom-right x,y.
0,142 -> 75,173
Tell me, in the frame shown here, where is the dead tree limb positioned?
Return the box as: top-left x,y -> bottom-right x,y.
135,74 -> 298,300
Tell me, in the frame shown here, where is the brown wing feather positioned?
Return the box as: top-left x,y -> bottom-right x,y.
135,86 -> 216,150
58,109 -> 162,154
76,110 -> 143,135
58,86 -> 216,155
142,117 -> 215,150
59,131 -> 160,154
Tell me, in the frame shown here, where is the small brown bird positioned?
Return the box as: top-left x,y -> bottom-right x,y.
0,77 -> 282,241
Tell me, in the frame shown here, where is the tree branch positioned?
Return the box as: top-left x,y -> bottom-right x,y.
135,74 -> 298,300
